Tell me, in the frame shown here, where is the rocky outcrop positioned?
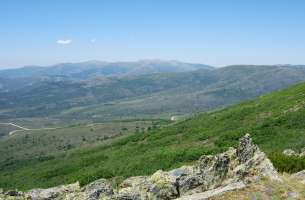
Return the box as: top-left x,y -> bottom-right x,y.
300,149 -> 305,157
176,181 -> 246,200
25,183 -> 81,200
283,147 -> 305,157
291,170 -> 305,184
283,149 -> 297,156
0,134 -> 282,200
82,179 -> 114,200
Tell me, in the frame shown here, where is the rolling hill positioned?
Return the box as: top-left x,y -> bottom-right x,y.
1,80 -> 305,190
0,119 -> 166,162
60,65 -> 305,121
1,65 -> 305,124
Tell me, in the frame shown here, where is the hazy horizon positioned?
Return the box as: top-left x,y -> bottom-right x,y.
1,59 -> 304,70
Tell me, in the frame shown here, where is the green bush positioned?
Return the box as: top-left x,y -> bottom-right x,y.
269,152 -> 305,173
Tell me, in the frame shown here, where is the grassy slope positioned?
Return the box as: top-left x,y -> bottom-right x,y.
46,65 -> 305,121
1,82 -> 305,190
0,124 -> 21,138
0,120 -> 162,163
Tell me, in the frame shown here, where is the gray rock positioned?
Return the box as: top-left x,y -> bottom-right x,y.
176,181 -> 246,200
237,133 -> 258,163
115,176 -> 151,200
235,134 -> 281,182
4,190 -> 23,196
82,178 -> 114,200
168,166 -> 193,178
299,147 -> 305,157
1,134 -> 282,200
283,149 -> 297,156
291,170 -> 305,184
115,171 -> 179,200
149,170 -> 179,199
25,182 -> 80,200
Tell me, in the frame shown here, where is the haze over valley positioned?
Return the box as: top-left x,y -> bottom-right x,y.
1,61 -> 305,128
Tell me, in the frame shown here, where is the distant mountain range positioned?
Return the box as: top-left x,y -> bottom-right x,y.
0,60 -> 213,80
1,62 -> 305,124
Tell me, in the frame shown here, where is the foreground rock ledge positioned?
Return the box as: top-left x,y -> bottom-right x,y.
0,134 -> 283,200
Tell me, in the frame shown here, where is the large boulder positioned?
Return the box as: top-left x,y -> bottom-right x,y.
114,171 -> 179,200
177,134 -> 281,196
0,134 -> 282,200
114,133 -> 281,199
291,170 -> 305,184
25,182 -> 81,200
82,178 -> 114,200
148,170 -> 179,199
234,134 -> 281,182
115,176 -> 151,199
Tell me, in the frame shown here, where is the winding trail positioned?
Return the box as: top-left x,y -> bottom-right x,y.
0,122 -> 29,130
0,122 -> 59,136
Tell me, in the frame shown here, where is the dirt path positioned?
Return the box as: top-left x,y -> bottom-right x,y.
0,122 -> 60,136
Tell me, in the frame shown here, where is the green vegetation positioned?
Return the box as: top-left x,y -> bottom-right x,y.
2,65 -> 305,123
1,81 -> 305,190
0,120 -> 165,163
270,153 -> 305,173
0,124 -> 21,138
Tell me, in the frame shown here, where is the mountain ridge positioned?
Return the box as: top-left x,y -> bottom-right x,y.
0,60 -> 214,79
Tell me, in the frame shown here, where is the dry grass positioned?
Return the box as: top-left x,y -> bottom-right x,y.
212,174 -> 305,200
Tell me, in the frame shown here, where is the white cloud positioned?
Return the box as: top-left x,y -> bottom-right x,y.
56,39 -> 72,45
90,38 -> 96,43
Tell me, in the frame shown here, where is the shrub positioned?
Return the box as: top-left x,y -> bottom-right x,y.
269,152 -> 305,173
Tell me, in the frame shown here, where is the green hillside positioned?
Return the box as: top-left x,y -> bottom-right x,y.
2,65 -> 305,123
0,120 -> 163,163
1,82 -> 305,190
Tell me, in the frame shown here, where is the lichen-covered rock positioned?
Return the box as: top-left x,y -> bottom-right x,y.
25,182 -> 80,200
283,149 -> 297,156
177,134 -> 281,195
237,134 -> 258,163
0,134 -> 283,200
149,170 -> 179,199
291,170 -> 305,184
169,166 -> 197,195
115,176 -> 151,199
114,171 -> 179,200
4,190 -> 23,197
176,181 -> 246,200
82,178 -> 114,200
235,134 -> 281,182
115,133 -> 280,198
298,147 -> 305,157
283,147 -> 305,157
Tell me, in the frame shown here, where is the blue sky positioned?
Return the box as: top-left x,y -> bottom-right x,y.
1,0 -> 305,68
